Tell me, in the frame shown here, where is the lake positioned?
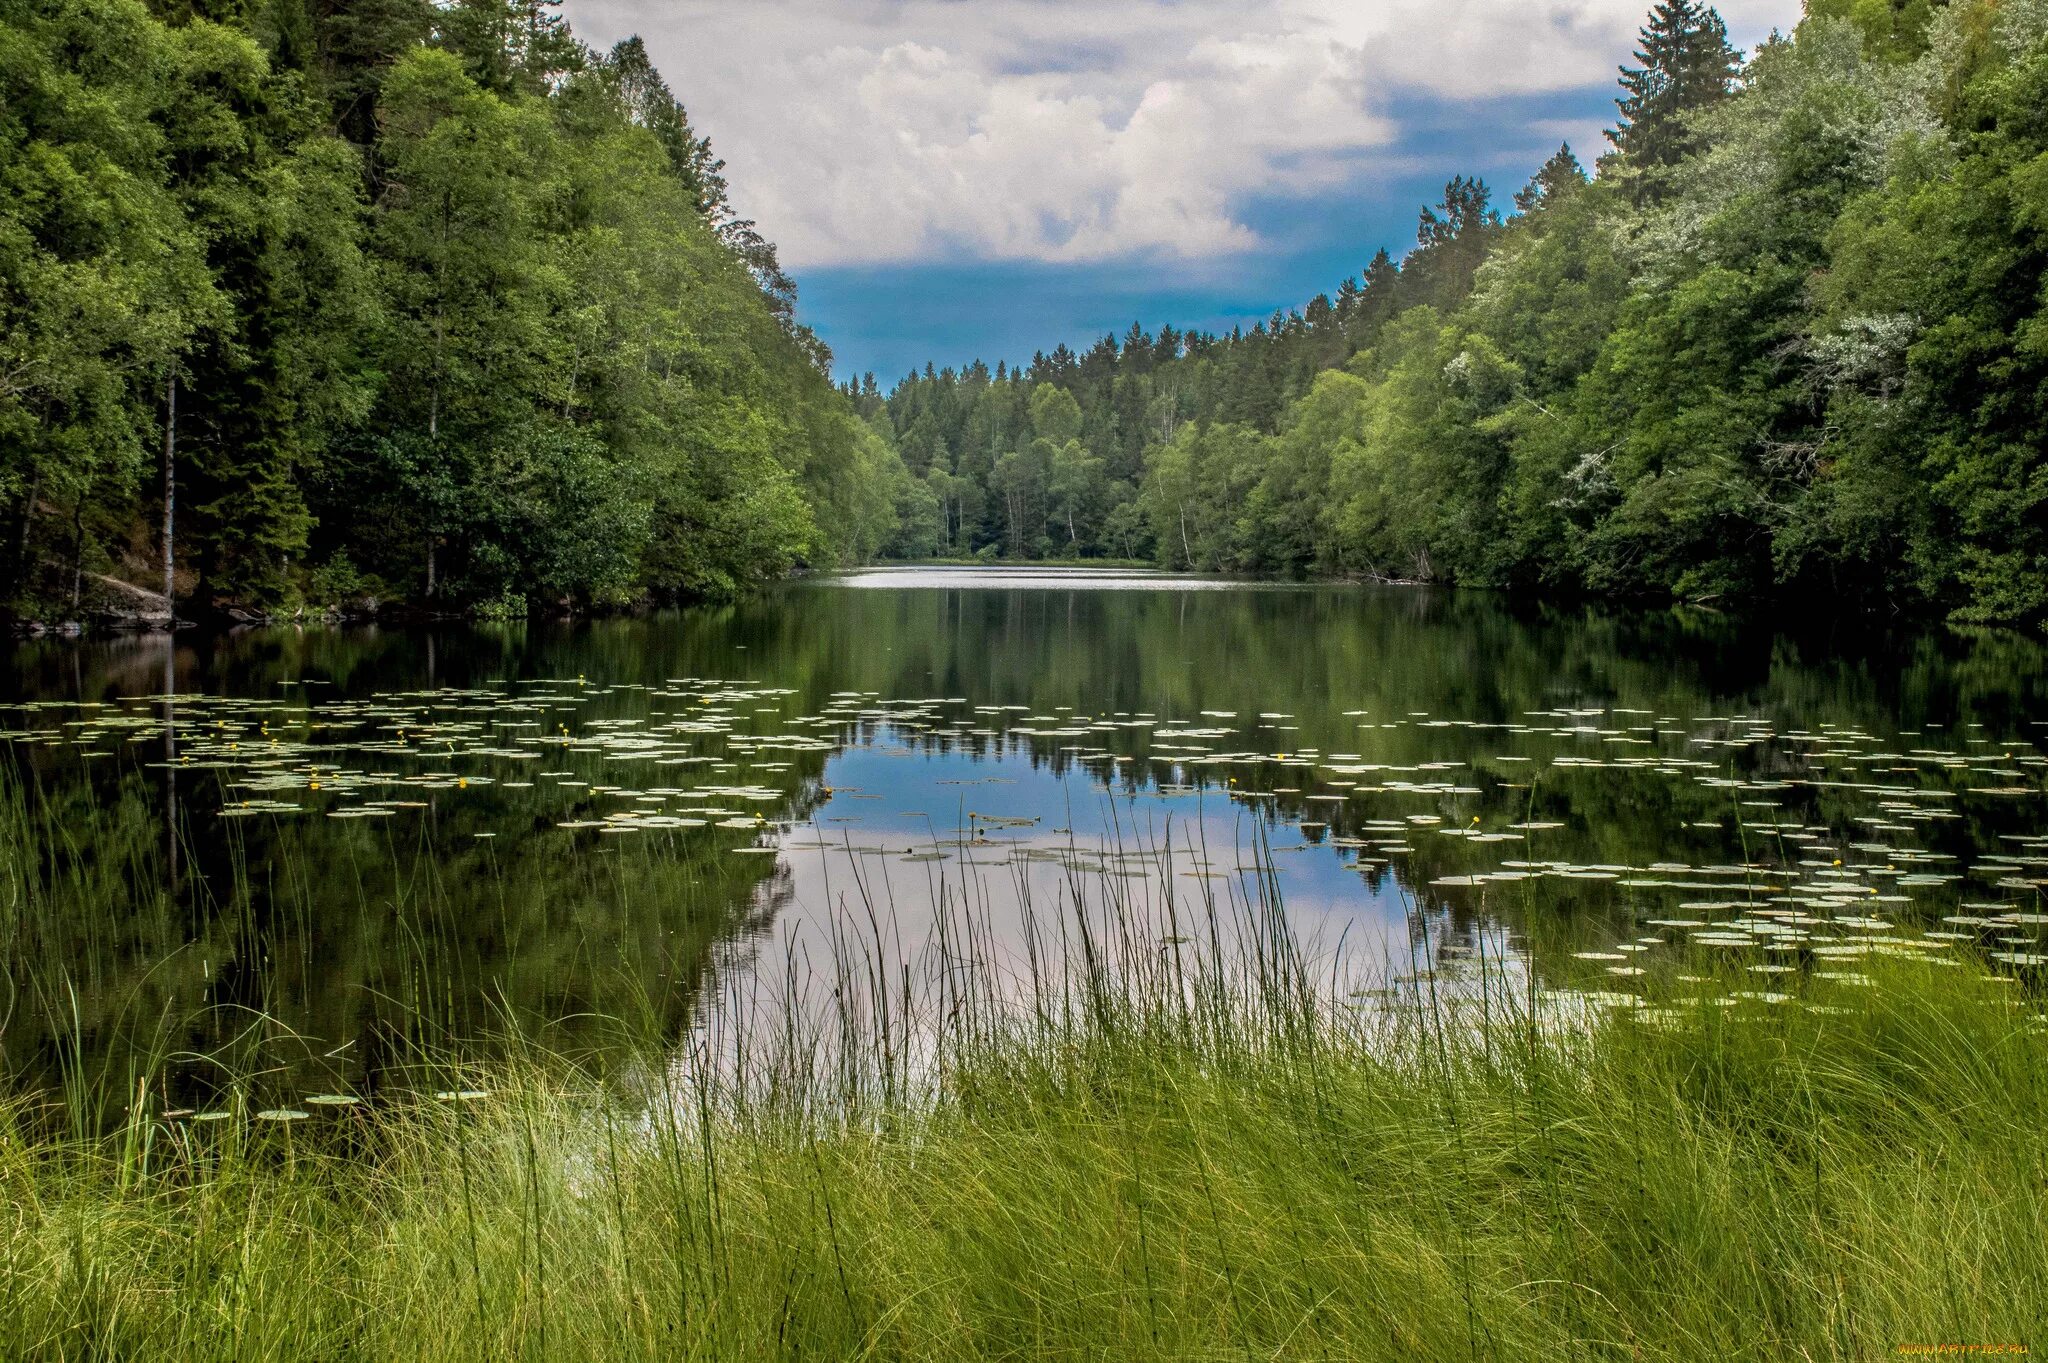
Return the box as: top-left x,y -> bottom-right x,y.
5,567 -> 2048,1116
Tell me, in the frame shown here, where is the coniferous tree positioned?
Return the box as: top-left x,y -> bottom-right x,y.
1347,249 -> 1402,349
311,0 -> 436,149
437,0 -> 581,97
1513,144 -> 1588,213
605,36 -> 727,216
1403,176 -> 1500,310
1608,1 -> 1740,174
855,0 -> 2048,627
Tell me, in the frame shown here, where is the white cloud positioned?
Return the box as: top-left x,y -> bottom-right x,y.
563,0 -> 1801,268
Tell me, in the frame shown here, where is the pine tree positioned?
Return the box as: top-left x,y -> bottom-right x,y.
311,0 -> 436,149
1404,177 -> 1499,310
437,0 -> 582,97
606,37 -> 726,215
1513,143 -> 1588,214
1339,249 -> 1401,352
1415,176 -> 1497,251
1335,276 -> 1361,316
1360,249 -> 1399,299
1608,1 -> 1739,172
1120,322 -> 1153,375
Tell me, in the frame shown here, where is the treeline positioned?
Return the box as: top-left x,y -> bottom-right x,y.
2,0 -> 906,622
864,0 -> 2048,626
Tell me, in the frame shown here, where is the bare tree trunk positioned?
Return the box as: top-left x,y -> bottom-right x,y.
70,501 -> 84,611
11,462 -> 41,590
428,219 -> 444,602
425,378 -> 438,598
162,365 -> 177,623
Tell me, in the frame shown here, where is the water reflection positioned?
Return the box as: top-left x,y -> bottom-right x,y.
4,576 -> 2046,1118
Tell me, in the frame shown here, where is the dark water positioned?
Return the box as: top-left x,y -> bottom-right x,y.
6,568 -> 2048,1115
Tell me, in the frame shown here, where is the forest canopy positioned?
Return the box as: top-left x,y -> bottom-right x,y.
7,0 -> 2047,628
857,0 -> 2048,628
1,0 -> 909,620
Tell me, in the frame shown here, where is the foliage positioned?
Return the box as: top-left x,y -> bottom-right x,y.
1609,0 -> 1742,180
866,0 -> 2048,628
2,942 -> 2043,1358
0,0 -> 905,622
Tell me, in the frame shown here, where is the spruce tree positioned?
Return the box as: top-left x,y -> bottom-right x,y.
1608,1 -> 1739,171
1343,248 -> 1401,351
1404,177 -> 1499,310
1513,143 -> 1588,213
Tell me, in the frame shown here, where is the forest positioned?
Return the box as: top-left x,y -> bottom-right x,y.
7,0 -> 2047,627
863,0 -> 2048,627
2,0 -> 908,623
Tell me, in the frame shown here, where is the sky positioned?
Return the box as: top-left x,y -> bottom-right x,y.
561,0 -> 1805,385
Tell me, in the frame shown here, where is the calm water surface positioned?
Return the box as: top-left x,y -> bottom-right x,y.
6,568 -> 2048,1112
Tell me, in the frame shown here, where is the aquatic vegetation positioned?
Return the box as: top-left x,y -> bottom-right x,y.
4,592 -> 2048,1114
0,888 -> 2042,1359
3,583 -> 2047,1358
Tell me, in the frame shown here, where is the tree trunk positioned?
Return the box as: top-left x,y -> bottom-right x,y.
11,462 -> 42,591
428,230 -> 443,603
70,501 -> 85,611
162,365 -> 177,623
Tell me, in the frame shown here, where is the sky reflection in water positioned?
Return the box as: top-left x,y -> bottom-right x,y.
4,572 -> 2047,1114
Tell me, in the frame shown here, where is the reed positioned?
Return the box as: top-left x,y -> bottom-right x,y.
1,767 -> 2044,1360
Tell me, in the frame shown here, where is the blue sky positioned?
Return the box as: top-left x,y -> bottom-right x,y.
564,0 -> 1802,385
797,83 -> 1626,384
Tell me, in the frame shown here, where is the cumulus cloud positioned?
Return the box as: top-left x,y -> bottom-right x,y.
563,0 -> 1799,268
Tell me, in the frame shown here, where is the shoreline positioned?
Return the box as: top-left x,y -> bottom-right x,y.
3,563 -> 1991,645
4,955 -> 2041,1358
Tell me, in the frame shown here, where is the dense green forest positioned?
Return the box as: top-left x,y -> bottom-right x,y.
863,0 -> 2048,627
1,0 -> 908,623
8,0 -> 2046,627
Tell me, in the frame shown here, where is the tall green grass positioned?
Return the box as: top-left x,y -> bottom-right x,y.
4,940 -> 2045,1355
3,761 -> 2045,1358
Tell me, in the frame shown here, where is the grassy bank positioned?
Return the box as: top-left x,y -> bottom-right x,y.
4,950 -> 2044,1361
